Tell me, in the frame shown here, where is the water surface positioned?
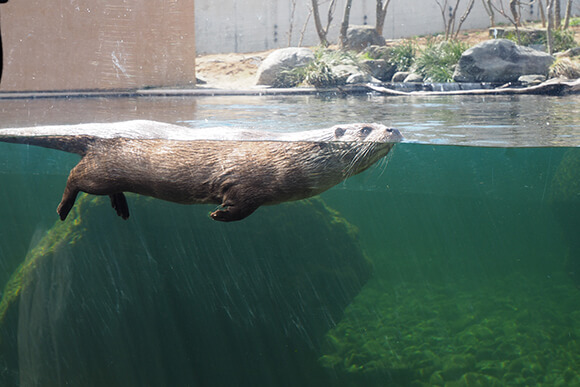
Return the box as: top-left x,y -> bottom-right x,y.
0,94 -> 579,386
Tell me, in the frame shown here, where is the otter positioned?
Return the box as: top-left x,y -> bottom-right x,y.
0,122 -> 402,222
0,119 -> 390,142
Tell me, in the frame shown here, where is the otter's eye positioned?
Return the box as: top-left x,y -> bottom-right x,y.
334,127 -> 346,137
360,126 -> 373,136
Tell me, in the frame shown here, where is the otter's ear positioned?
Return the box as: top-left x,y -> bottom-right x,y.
334,127 -> 346,138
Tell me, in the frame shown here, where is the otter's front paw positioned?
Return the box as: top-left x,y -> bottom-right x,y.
210,206 -> 245,222
210,209 -> 230,222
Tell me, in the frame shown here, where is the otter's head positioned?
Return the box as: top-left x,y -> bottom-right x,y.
327,123 -> 402,177
330,123 -> 403,143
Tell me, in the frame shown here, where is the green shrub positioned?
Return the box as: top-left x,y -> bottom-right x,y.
277,48 -> 361,88
272,69 -> 304,88
502,29 -> 543,46
388,41 -> 416,72
302,60 -> 338,88
413,40 -> 468,82
503,28 -> 577,53
553,29 -> 577,53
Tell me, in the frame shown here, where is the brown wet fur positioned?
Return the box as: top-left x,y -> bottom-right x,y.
53,133 -> 398,222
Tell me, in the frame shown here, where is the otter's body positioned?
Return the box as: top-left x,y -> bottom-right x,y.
0,122 -> 402,222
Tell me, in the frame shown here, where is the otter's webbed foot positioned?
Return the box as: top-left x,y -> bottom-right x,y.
109,193 -> 130,220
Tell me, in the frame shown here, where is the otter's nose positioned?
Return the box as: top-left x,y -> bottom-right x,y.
386,127 -> 403,141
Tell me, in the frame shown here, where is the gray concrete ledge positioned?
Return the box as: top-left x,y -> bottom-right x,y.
0,86 -> 369,100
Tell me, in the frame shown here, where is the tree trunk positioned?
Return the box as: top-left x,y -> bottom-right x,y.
339,0 -> 353,49
509,0 -> 520,26
481,0 -> 495,27
538,0 -> 546,27
547,0 -> 555,54
448,0 -> 461,39
563,0 -> 573,29
554,0 -> 561,29
288,0 -> 297,46
311,0 -> 329,46
453,0 -> 476,39
434,0 -> 449,39
376,0 -> 391,35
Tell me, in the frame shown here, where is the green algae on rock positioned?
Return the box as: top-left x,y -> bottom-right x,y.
0,194 -> 100,326
318,274 -> 580,385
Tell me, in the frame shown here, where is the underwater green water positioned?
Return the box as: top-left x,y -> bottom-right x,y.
0,94 -> 579,386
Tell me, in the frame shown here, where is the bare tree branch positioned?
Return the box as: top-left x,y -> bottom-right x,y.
299,6 -> 313,47
434,0 -> 449,38
311,0 -> 336,46
435,0 -> 475,39
325,0 -> 337,36
448,0 -> 461,38
481,0 -> 496,26
453,0 -> 476,39
489,0 -> 521,43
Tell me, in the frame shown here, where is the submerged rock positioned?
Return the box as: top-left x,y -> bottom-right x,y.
0,196 -> 372,386
453,39 -> 555,83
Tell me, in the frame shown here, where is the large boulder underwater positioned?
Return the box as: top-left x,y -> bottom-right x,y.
0,195 -> 372,386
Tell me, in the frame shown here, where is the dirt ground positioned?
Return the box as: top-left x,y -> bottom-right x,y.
195,26 -> 579,89
195,51 -> 272,89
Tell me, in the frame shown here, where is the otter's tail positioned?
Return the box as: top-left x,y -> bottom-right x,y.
0,134 -> 95,155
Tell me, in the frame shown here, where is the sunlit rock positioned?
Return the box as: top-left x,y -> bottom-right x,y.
342,26 -> 385,52
453,39 -> 555,83
255,47 -> 314,86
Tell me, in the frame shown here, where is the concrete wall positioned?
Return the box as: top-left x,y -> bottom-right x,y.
0,0 -> 196,91
195,0 -> 523,54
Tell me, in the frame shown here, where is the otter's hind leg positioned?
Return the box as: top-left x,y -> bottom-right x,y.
109,193 -> 130,220
56,184 -> 79,221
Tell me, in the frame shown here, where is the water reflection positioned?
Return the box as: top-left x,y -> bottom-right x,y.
1,94 -> 579,147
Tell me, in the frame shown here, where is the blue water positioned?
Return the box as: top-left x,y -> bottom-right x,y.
0,94 -> 579,386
